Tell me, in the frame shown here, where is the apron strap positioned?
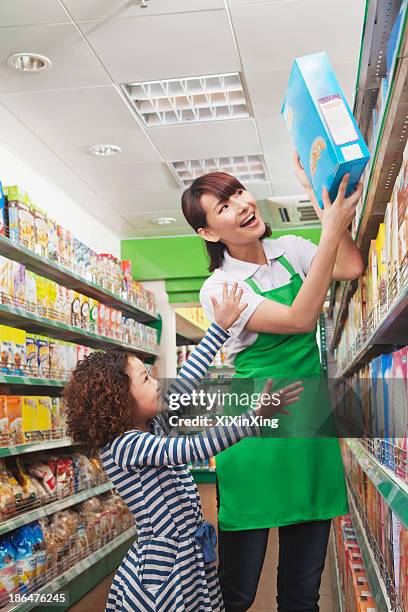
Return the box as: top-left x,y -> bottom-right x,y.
245,255 -> 298,294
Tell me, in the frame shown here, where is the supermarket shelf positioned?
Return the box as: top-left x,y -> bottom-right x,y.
0,437 -> 73,457
330,529 -> 345,612
0,235 -> 158,323
0,481 -> 113,536
0,374 -> 66,387
6,526 -> 137,612
347,486 -> 391,612
337,268 -> 408,376
331,38 -> 408,352
0,302 -> 158,358
345,439 -> 408,528
175,313 -> 205,343
191,468 -> 216,484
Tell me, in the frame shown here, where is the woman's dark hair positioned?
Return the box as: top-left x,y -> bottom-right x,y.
63,350 -> 136,450
182,172 -> 271,272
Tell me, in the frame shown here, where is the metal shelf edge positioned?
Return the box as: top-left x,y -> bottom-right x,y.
0,438 -> 74,458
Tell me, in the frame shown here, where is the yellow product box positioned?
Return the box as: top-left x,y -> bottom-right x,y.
0,256 -> 13,305
51,397 -> 62,433
33,206 -> 49,259
47,279 -> 58,320
89,298 -> 98,333
0,324 -> 14,374
36,335 -> 49,378
0,396 -> 10,445
376,223 -> 387,302
35,275 -> 49,318
22,396 -> 38,442
37,396 -> 52,434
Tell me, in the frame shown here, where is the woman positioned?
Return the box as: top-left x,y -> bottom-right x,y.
181,154 -> 364,612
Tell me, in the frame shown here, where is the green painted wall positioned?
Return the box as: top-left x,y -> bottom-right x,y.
121,227 -> 322,283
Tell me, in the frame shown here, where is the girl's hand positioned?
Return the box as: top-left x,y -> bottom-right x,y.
321,174 -> 363,238
256,379 -> 304,418
211,282 -> 248,331
294,151 -> 312,191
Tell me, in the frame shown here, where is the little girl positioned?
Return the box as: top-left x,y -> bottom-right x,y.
64,284 -> 302,612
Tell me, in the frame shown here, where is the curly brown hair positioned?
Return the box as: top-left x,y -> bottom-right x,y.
63,350 -> 137,450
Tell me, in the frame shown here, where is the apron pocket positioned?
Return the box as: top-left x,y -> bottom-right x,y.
138,539 -> 178,593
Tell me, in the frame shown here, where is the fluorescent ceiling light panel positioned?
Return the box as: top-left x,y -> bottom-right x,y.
123,73 -> 250,126
171,155 -> 266,187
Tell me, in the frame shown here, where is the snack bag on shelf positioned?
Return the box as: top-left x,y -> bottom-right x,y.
0,397 -> 10,446
37,397 -> 52,438
5,397 -> 22,445
36,336 -> 49,378
31,522 -> 46,581
28,461 -> 57,497
0,536 -> 18,599
33,206 -> 48,259
11,524 -> 37,591
22,397 -> 38,443
0,257 -> 13,305
24,270 -> 37,314
11,459 -> 38,505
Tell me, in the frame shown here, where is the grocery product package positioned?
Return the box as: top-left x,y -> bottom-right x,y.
282,51 -> 370,208
0,183 -> 6,236
10,524 -> 37,590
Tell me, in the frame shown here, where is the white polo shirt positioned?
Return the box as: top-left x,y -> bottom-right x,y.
199,235 -> 318,363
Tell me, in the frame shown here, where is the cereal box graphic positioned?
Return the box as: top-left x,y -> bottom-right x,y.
282,52 -> 370,208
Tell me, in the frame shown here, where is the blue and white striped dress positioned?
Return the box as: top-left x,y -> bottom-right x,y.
101,323 -> 259,611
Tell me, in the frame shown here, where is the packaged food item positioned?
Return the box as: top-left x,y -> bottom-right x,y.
5,397 -> 23,445
80,295 -> 90,330
12,459 -> 38,505
4,186 -> 34,248
89,298 -> 98,333
376,223 -> 387,302
0,256 -> 13,305
37,397 -> 52,437
10,327 -> 26,376
0,325 -> 13,374
30,522 -> 46,580
396,142 -> 408,266
0,536 -> 18,597
282,51 -> 370,208
0,182 -> 6,236
57,285 -> 71,325
47,279 -> 58,321
0,467 -> 15,519
24,270 -> 37,314
11,524 -> 37,591
33,206 -> 48,259
22,397 -> 38,443
28,462 -> 56,497
12,262 -> 25,309
36,336 -> 49,378
47,217 -> 59,263
0,397 -> 10,446
71,291 -> 81,327
25,334 -> 38,377
98,303 -> 106,336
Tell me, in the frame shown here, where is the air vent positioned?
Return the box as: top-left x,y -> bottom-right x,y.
279,208 -> 290,223
122,73 -> 250,126
170,156 -> 266,187
258,197 -> 321,229
297,206 -> 319,222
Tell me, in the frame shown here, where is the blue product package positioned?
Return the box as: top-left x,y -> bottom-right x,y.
30,522 -> 46,581
282,51 -> 370,208
11,525 -> 36,592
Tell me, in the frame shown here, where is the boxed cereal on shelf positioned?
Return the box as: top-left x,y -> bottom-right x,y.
376,223 -> 387,302
36,336 -> 49,378
33,206 -> 48,259
89,298 -> 98,333
25,333 -> 38,377
282,51 -> 370,208
37,397 -> 52,435
71,291 -> 81,327
22,397 -> 38,442
47,216 -> 59,263
4,187 -> 36,250
24,270 -> 37,314
0,325 -> 13,374
10,327 -> 26,376
0,256 -> 13,305
5,396 -> 23,445
392,347 -> 408,480
0,181 -> 5,235
0,396 -> 10,444
396,141 -> 408,266
12,261 -> 25,308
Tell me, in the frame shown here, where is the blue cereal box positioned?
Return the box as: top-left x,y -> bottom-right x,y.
282,52 -> 370,208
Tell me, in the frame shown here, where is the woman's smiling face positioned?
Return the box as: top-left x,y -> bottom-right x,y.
198,188 -> 266,246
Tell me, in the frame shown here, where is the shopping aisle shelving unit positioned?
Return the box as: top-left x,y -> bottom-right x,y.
0,438 -> 73,457
330,530 -> 346,612
5,526 -> 137,612
0,235 -> 157,324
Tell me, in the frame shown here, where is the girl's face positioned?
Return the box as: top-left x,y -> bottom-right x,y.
126,356 -> 160,427
198,188 -> 266,246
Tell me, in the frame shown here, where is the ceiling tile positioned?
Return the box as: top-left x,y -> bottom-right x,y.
0,87 -> 138,134
230,0 -> 365,71
77,162 -> 179,194
45,128 -> 162,166
0,0 -> 70,25
264,152 -> 297,182
0,24 -> 110,93
256,117 -> 293,155
63,0 -> 224,21
148,119 -> 261,161
105,190 -> 183,214
121,225 -> 194,239
80,11 -> 240,83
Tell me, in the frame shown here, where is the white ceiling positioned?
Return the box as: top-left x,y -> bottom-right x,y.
0,0 -> 366,239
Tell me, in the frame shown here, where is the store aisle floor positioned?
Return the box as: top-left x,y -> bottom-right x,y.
69,484 -> 334,611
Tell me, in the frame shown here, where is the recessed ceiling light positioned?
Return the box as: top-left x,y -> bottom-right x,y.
7,53 -> 52,72
170,156 -> 266,187
88,144 -> 122,157
122,73 -> 250,126
151,217 -> 176,225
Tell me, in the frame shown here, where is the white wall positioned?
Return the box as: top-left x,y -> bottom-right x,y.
0,143 -> 120,256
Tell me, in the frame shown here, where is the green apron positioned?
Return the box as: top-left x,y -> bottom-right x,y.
216,255 -> 349,530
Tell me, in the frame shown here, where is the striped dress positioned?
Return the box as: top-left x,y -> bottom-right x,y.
101,323 -> 259,611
